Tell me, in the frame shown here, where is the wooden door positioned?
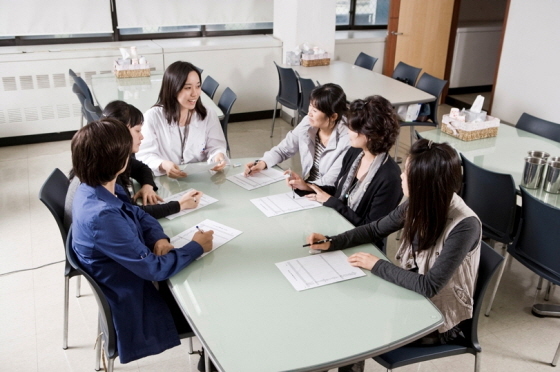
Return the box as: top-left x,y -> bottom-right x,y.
383,0 -> 459,82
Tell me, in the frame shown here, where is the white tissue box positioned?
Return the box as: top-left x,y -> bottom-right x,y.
442,114 -> 500,141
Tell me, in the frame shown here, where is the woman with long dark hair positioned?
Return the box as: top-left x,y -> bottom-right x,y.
244,83 -> 349,186
307,139 -> 482,371
137,61 -> 228,178
289,95 -> 403,231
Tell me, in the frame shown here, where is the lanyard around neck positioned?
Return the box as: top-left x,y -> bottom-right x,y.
177,111 -> 193,164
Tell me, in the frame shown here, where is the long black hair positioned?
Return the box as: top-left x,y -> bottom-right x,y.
155,61 -> 207,125
402,139 -> 462,252
102,100 -> 144,128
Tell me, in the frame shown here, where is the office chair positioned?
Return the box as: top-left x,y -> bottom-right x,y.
71,84 -> 88,127
516,112 -> 560,142
295,71 -> 316,118
373,241 -> 504,372
354,52 -> 378,71
38,168 -> 81,350
271,62 -> 300,137
484,188 -> 560,321
392,61 -> 422,86
202,75 -> 219,99
84,99 -> 101,122
69,69 -> 102,120
217,87 -> 237,157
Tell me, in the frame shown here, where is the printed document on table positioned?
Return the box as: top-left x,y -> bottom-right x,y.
170,219 -> 242,259
276,251 -> 366,291
226,168 -> 285,190
250,192 -> 321,217
163,189 -> 218,220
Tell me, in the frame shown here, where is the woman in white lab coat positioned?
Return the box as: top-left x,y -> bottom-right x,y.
137,61 -> 228,178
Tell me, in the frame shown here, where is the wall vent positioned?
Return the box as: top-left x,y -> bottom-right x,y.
41,106 -> 55,121
24,107 -> 39,122
84,71 -> 96,84
53,73 -> 66,88
2,77 -> 17,91
57,104 -> 71,119
0,112 -> 5,125
72,103 -> 82,117
20,76 -> 34,90
37,75 -> 50,89
8,108 -> 22,123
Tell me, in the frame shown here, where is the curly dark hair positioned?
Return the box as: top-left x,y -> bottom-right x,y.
347,95 -> 400,155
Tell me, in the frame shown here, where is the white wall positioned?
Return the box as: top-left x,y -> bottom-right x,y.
492,0 -> 560,124
334,30 -> 386,74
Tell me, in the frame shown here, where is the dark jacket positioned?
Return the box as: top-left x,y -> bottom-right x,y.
320,147 -> 403,227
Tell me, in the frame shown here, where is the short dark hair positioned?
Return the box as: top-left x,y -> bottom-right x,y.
71,119 -> 132,187
309,83 -> 347,126
155,61 -> 207,125
102,100 -> 144,128
403,139 -> 462,252
347,95 -> 400,155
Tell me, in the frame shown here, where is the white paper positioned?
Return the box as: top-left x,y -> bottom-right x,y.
226,168 -> 285,190
276,251 -> 366,291
170,219 -> 242,259
163,189 -> 218,220
250,192 -> 321,217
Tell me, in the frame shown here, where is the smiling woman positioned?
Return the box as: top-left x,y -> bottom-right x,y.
136,61 -> 228,178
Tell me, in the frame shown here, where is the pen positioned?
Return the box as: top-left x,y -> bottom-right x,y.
288,168 -> 295,199
248,160 -> 259,175
196,225 -> 205,233
302,238 -> 332,247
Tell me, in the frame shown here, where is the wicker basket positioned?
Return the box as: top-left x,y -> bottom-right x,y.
441,114 -> 500,141
113,60 -> 151,78
301,58 -> 330,67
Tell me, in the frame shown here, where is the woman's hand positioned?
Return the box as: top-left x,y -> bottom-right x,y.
160,160 -> 187,179
305,233 -> 331,251
133,184 -> 163,205
179,189 -> 203,210
192,230 -> 214,253
153,239 -> 175,256
211,153 -> 227,171
306,184 -> 332,203
244,160 -> 267,176
285,170 -> 312,191
348,252 -> 380,271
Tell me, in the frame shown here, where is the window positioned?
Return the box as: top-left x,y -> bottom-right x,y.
336,0 -> 390,28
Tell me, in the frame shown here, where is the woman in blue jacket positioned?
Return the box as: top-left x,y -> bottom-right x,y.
70,118 -> 214,364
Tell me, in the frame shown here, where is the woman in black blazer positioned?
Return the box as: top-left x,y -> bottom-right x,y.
290,95 -> 403,232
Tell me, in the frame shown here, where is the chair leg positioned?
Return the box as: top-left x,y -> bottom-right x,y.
107,358 -> 115,372
537,276 -> 544,290
95,320 -> 102,371
63,276 -> 70,349
545,281 -> 553,301
188,337 -> 194,354
205,350 -> 211,372
271,101 -> 279,138
485,252 -> 510,316
474,352 -> 481,372
76,275 -> 81,298
552,342 -> 560,366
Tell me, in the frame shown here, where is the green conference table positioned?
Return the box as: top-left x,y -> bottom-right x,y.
90,72 -> 223,118
154,159 -> 443,372
422,124 -> 560,208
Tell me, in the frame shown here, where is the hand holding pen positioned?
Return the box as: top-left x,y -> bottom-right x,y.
304,233 -> 332,251
192,226 -> 214,253
244,159 -> 266,176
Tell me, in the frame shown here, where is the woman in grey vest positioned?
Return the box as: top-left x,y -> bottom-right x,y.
307,139 -> 481,372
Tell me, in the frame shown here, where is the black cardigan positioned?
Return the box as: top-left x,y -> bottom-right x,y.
117,155 -> 180,219
319,147 -> 403,227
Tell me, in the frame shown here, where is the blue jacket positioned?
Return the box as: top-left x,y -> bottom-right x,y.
71,183 -> 203,363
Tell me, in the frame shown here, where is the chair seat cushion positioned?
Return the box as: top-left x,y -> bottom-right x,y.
373,343 -> 473,369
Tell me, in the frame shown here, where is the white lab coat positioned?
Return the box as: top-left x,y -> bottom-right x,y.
260,116 -> 350,186
137,106 -> 228,176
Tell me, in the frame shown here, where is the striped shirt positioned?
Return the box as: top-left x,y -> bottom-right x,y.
307,133 -> 326,182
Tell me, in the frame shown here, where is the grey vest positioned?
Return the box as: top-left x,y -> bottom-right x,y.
395,193 -> 482,332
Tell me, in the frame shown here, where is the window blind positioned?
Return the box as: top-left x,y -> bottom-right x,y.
0,0 -> 113,37
115,0 -> 273,28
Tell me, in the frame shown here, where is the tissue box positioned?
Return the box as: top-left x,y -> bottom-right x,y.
301,52 -> 330,67
441,114 -> 500,141
113,61 -> 151,78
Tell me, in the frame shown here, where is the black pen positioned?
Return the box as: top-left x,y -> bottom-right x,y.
248,160 -> 259,175
288,168 -> 295,199
302,238 -> 332,247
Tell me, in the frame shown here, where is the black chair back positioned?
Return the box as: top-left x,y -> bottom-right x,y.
201,75 -> 219,99
516,112 -> 560,142
392,62 -> 422,86
461,155 -> 519,245
354,52 -> 378,71
274,61 -> 299,110
295,71 -> 316,117
84,99 -> 101,122
65,228 -> 118,361
512,189 -> 560,280
69,69 -> 95,105
217,87 -> 237,155
415,72 -> 447,125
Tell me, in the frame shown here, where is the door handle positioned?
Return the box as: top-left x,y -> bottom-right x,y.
390,31 -> 403,36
